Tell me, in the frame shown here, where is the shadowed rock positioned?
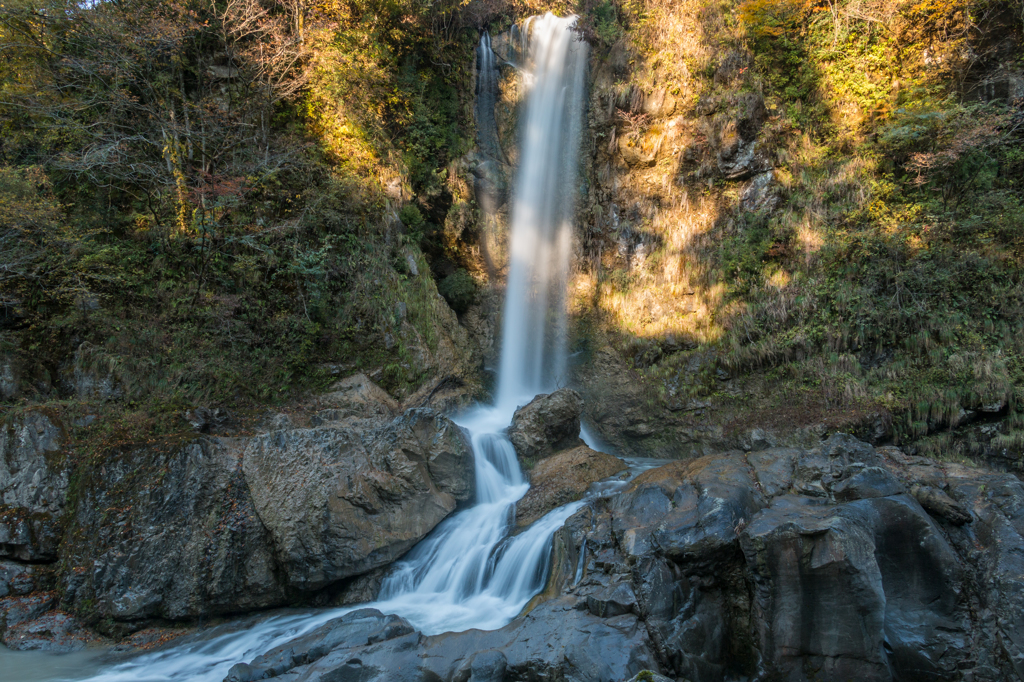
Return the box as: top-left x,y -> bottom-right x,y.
0,410 -> 68,561
506,388 -> 584,462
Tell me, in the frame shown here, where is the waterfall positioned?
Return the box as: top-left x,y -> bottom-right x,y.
368,14 -> 589,634
497,13 -> 588,411
72,15 -> 589,681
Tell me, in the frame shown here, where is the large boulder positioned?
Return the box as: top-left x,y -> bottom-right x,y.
515,446 -> 626,528
739,495 -> 969,681
0,410 -> 68,560
506,388 -> 584,462
242,408 -> 474,591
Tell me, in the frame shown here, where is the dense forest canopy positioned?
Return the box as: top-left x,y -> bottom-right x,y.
1,0 -> 1024,460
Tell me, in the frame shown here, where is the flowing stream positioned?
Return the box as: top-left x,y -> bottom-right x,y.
3,14 -> 595,682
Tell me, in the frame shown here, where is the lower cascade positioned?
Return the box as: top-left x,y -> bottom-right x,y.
67,14 -> 591,682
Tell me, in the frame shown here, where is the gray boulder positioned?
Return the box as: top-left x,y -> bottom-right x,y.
243,408 -> 474,591
506,388 -> 584,462
740,494 -> 969,681
225,599 -> 659,682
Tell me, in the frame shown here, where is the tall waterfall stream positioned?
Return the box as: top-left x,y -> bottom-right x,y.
4,15 -> 634,681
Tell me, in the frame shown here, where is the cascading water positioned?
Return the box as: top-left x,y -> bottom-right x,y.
497,14 -> 587,410
54,15 -> 589,682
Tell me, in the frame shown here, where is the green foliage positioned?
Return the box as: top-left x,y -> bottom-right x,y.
0,0 -> 480,413
437,269 -> 477,314
593,0 -> 623,43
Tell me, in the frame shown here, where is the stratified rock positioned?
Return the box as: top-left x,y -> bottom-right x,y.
0,410 -> 68,561
242,408 -> 474,591
515,446 -> 626,528
506,388 -> 584,462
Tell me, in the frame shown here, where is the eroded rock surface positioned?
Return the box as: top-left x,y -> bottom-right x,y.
60,437 -> 288,621
0,410 -> 68,561
46,377 -> 475,622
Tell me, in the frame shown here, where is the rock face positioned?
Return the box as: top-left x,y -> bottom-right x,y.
60,437 -> 289,621
506,388 -> 584,462
243,408 -> 474,591
0,410 -> 68,561
0,560 -> 52,597
43,376 -> 475,622
515,446 -> 626,528
230,433 -> 1024,682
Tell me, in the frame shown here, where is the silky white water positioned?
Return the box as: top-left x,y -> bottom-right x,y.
497,13 -> 588,412
28,15 -> 591,682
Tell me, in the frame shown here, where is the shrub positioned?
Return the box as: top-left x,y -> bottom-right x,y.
437,269 -> 477,314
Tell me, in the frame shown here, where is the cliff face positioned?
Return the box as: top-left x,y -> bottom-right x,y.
546,0 -> 1024,466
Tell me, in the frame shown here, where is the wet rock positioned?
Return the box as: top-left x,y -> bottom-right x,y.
467,650 -> 507,682
242,408 -> 474,591
319,598 -> 656,682
0,410 -> 68,561
506,388 -> 584,462
585,580 -> 637,617
515,445 -> 626,528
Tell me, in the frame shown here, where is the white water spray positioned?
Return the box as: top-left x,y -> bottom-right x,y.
50,15 -> 589,682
